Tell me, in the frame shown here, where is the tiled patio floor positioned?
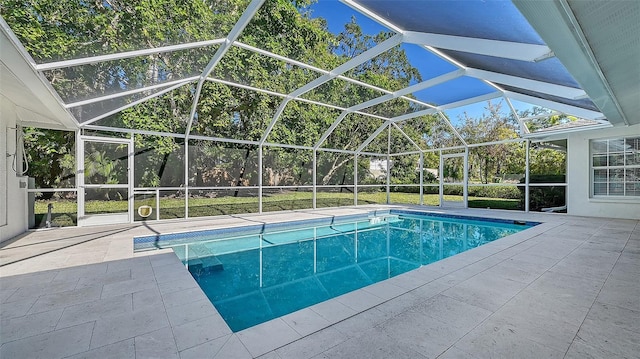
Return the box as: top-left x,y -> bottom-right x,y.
1,207 -> 638,358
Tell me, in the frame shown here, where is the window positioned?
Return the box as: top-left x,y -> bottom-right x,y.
591,137 -> 640,197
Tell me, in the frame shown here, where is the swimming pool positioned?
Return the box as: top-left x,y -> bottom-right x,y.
134,210 -> 537,331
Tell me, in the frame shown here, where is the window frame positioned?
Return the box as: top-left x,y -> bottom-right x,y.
590,136 -> 640,198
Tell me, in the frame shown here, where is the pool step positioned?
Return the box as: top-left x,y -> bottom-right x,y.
368,214 -> 401,224
188,258 -> 224,274
187,244 -> 224,274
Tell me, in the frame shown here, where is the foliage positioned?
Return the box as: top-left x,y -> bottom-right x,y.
3,0 -> 431,188
468,186 -> 521,199
456,101 -> 521,184
518,175 -> 566,211
33,191 -> 521,227
518,106 -> 579,133
6,1 -> 567,214
0,0 -> 244,60
390,154 -> 420,184
22,128 -> 75,195
529,147 -> 566,175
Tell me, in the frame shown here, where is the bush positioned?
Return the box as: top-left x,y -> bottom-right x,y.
519,175 -> 566,211
390,185 -> 521,199
443,185 -> 463,196
468,186 -> 521,199
390,185 -> 420,193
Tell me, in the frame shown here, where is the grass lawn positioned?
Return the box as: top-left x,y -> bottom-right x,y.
34,191 -> 521,228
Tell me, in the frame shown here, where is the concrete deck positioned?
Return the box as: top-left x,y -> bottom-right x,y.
1,206 -> 638,358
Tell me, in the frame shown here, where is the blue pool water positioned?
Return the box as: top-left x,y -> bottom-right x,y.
134,211 -> 537,331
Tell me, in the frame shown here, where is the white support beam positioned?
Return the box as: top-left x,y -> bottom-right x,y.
207,77 -> 362,115
521,122 -> 611,138
437,91 -> 504,111
262,142 -> 314,151
389,150 -> 422,156
390,108 -> 439,123
466,68 -> 586,100
404,31 -> 553,62
234,42 -> 436,115
341,0 -> 405,34
396,69 -> 466,99
525,139 -> 530,212
288,74 -> 333,99
389,92 -> 502,124
35,39 -> 226,71
348,69 -> 464,113
312,149 -> 317,208
234,42 -> 330,75
82,125 -> 186,139
1,17 -> 37,67
351,94 -> 395,113
259,99 -> 290,145
337,75 -> 392,95
261,34 -> 403,144
206,77 -> 287,99
386,125 -> 390,204
288,33 -> 403,100
505,91 -> 605,120
391,122 -> 422,152
505,96 -> 530,135
318,147 -> 358,155
83,123 -> 378,149
356,121 -> 389,153
185,0 -> 266,138
65,76 -> 200,108
332,34 -> 403,76
189,134 -> 259,146
359,151 -> 386,156
206,77 -> 391,121
423,46 -> 466,69
234,41 -> 400,100
314,111 -> 350,150
481,79 -> 506,92
437,112 -> 468,147
423,145 -> 466,154
79,81 -> 188,126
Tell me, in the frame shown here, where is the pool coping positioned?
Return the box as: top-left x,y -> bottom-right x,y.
133,208 -> 540,251
4,206 -> 636,358
134,207 -> 555,357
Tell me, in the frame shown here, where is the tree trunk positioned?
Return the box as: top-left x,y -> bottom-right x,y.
157,153 -> 169,186
234,148 -> 251,197
321,157 -> 351,185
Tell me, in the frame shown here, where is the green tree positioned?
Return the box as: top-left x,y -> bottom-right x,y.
517,107 -> 567,176
22,128 -> 75,194
457,101 -> 520,184
5,0 -> 431,194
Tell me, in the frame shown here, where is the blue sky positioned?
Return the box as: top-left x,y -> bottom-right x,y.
306,0 -> 534,125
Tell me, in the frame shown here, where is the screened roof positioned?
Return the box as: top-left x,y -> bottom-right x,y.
1,0 -> 637,146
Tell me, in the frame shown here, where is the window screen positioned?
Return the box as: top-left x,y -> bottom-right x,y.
591,137 -> 640,197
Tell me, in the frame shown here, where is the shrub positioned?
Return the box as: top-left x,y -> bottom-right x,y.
468,186 -> 521,199
519,175 -> 566,211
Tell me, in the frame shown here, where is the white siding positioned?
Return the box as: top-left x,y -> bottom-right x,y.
1,95 -> 28,243
567,123 -> 640,219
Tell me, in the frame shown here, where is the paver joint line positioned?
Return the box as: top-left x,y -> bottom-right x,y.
0,208 -> 637,359
561,228 -> 631,359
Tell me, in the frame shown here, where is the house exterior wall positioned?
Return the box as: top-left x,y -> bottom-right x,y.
567,123 -> 640,219
1,95 -> 28,243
